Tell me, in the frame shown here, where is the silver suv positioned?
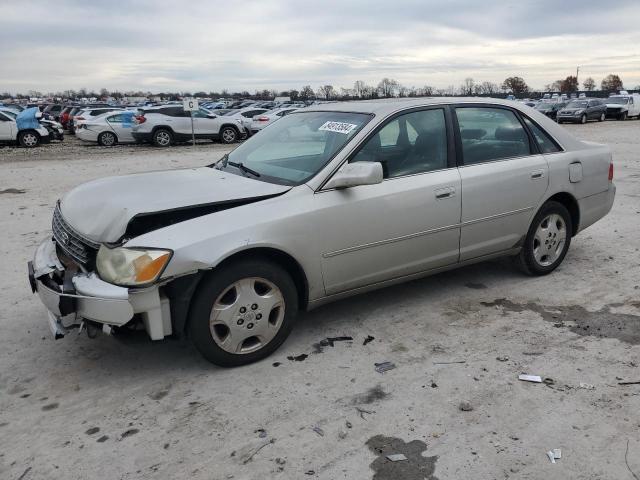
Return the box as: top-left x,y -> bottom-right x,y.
29,98 -> 615,366
132,105 -> 245,146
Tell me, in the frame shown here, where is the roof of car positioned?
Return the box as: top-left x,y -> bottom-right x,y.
305,97 -> 524,115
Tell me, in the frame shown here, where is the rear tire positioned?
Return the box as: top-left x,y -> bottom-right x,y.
18,130 -> 40,148
98,131 -> 117,146
515,201 -> 572,276
153,128 -> 173,147
188,259 -> 298,367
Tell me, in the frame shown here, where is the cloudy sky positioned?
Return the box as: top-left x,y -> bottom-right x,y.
2,0 -> 640,94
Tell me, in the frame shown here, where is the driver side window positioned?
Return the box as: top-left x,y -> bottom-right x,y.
350,109 -> 448,179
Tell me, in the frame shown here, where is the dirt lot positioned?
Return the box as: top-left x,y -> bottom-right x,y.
0,123 -> 639,480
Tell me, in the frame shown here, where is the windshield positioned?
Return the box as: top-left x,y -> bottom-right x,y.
221,111 -> 372,185
607,97 -> 629,104
567,101 -> 588,108
535,103 -> 554,110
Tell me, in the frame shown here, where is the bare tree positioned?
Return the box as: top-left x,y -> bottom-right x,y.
501,76 -> 529,94
353,80 -> 367,98
317,85 -> 335,100
377,78 -> 399,98
460,78 -> 475,96
398,85 -> 409,97
582,77 -> 596,91
601,74 -> 623,92
478,81 -> 499,95
299,85 -> 315,100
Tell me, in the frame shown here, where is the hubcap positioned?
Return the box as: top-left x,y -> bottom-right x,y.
222,129 -> 235,142
156,131 -> 170,145
23,133 -> 37,146
533,213 -> 567,267
209,277 -> 285,354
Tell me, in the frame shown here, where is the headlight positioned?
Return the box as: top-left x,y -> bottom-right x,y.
96,246 -> 172,286
575,109 -> 584,115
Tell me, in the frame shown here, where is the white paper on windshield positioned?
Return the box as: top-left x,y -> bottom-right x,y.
318,121 -> 358,135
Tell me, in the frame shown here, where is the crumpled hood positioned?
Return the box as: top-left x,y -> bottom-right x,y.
60,167 -> 290,243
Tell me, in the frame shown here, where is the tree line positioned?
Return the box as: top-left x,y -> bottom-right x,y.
1,74 -> 634,102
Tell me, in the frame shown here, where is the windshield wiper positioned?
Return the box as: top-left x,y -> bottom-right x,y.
228,161 -> 261,178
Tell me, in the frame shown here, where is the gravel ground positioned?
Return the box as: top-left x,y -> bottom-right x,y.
0,121 -> 639,480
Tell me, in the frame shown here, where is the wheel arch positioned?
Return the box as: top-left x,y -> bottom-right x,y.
545,192 -> 580,236
165,246 -> 310,335
220,123 -> 241,134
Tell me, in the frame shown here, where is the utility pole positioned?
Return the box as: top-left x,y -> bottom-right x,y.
576,66 -> 580,86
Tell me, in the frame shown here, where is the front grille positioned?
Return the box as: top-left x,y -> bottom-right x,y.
606,107 -> 622,114
52,203 -> 100,267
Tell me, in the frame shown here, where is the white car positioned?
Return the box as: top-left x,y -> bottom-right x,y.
132,105 -> 246,146
250,107 -> 300,134
70,107 -> 123,133
221,107 -> 270,136
0,109 -> 50,147
76,111 -> 137,146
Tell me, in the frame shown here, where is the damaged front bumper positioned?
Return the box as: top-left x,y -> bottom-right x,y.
28,239 -> 172,340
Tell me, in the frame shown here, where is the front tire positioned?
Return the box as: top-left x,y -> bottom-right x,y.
220,126 -> 238,144
620,112 -> 628,121
515,201 -> 572,276
153,128 -> 173,147
188,259 -> 298,367
599,113 -> 605,122
18,130 -> 40,148
98,131 -> 117,146
580,114 -> 587,124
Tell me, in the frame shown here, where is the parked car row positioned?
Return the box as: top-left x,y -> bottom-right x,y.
529,92 -> 640,124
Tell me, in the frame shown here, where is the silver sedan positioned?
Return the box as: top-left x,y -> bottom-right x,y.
29,98 -> 615,366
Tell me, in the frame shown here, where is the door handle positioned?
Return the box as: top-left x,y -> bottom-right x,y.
435,187 -> 455,199
530,170 -> 544,179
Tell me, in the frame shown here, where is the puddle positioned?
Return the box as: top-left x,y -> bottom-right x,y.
481,298 -> 640,345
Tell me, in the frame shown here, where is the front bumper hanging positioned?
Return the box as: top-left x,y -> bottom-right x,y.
28,239 -> 171,340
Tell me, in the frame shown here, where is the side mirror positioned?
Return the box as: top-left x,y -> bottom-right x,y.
325,162 -> 383,190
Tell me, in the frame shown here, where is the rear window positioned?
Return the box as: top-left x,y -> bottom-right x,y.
456,107 -> 532,165
522,117 -> 561,154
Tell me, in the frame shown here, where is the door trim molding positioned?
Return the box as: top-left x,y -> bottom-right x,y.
322,206 -> 533,259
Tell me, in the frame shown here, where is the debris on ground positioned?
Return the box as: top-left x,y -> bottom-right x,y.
240,438 -> 275,465
346,420 -> 352,429
118,428 -> 140,440
305,470 -> 315,475
272,362 -> 281,367
338,430 -> 347,439
287,354 -> 308,362
496,356 -> 509,362
312,425 -> 324,437
579,382 -> 595,390
375,361 -> 396,374
519,374 -> 543,383
255,428 -> 267,438
430,382 -> 438,388
356,407 -> 374,419
618,380 -> 640,385
0,188 -> 26,195
543,377 -> 555,386
363,335 -> 375,346
433,360 -> 466,365
459,401 -> 474,411
386,453 -> 408,461
547,450 -> 556,464
313,336 -> 353,353
553,448 -> 562,459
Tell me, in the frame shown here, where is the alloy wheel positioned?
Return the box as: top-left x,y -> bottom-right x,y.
222,128 -> 236,143
209,277 -> 285,354
532,214 -> 567,267
156,131 -> 171,146
23,133 -> 38,147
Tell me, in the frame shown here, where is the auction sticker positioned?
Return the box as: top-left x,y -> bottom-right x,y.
319,121 -> 358,135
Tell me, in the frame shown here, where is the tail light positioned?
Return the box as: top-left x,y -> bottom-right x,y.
75,116 -> 85,121
135,115 -> 146,124
256,116 -> 270,122
608,162 -> 614,182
